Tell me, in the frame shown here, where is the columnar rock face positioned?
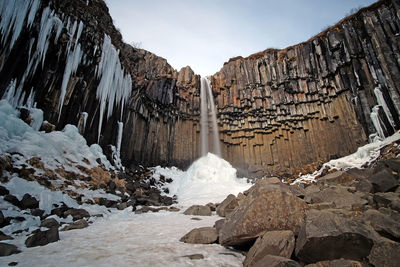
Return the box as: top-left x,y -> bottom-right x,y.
212,0 -> 400,176
1,0 -> 400,176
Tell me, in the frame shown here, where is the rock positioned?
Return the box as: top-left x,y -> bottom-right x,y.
0,211 -> 4,226
295,210 -> 376,264
25,228 -> 59,247
0,231 -> 13,241
368,169 -> 398,192
368,241 -> 400,267
373,192 -> 400,212
8,261 -> 18,266
0,186 -> 9,196
354,179 -> 373,193
64,208 -> 90,221
182,254 -> 204,260
306,186 -> 367,209
305,259 -> 363,267
0,243 -> 20,257
214,219 -> 225,234
134,206 -> 179,214
384,158 -> 400,173
183,205 -> 211,216
251,255 -> 301,267
39,121 -> 56,133
362,209 -> 400,241
31,208 -> 45,217
61,219 -> 89,231
19,193 -> 39,209
244,230 -> 295,267
40,218 -> 59,228
317,171 -> 356,185
206,202 -> 216,211
4,195 -> 20,206
116,202 -> 128,210
216,194 -> 238,217
219,180 -> 308,246
179,227 -> 218,244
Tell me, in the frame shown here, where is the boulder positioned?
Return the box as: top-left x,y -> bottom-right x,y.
306,186 -> 367,209
40,218 -> 59,228
0,231 -> 13,241
354,179 -> 373,193
39,121 -> 56,133
362,209 -> 400,240
373,192 -> 400,212
179,227 -> 218,244
214,219 -> 225,234
0,243 -> 20,257
295,210 -> 376,264
368,241 -> 400,267
0,185 -> 9,196
251,255 -> 301,267
61,219 -> 89,231
368,169 -> 398,192
219,180 -> 308,246
20,193 -> 39,209
317,171 -> 356,185
244,230 -> 295,267
305,259 -> 363,267
384,158 -> 400,173
183,205 -> 211,216
216,194 -> 238,217
25,227 -> 59,247
64,208 -> 90,221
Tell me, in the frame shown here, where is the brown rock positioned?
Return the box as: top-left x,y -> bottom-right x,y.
251,255 -> 301,267
305,259 -> 363,267
368,169 -> 398,193
219,181 -> 308,246
216,194 -> 238,217
295,210 -> 376,264
61,219 -> 89,231
39,121 -> 56,133
317,171 -> 356,185
362,209 -> 400,240
179,227 -> 218,244
0,243 -> 20,256
368,241 -> 400,267
25,227 -> 59,247
183,205 -> 211,216
244,230 -> 295,267
64,208 -> 90,221
306,186 -> 367,209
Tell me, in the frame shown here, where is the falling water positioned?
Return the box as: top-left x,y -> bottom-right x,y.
200,77 -> 221,157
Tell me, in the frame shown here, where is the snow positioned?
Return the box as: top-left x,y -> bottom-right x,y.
0,211 -> 244,267
153,153 -> 251,206
370,105 -> 385,139
294,131 -> 400,184
96,34 -> 132,142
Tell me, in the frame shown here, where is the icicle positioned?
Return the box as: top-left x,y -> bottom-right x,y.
95,34 -> 132,142
29,108 -> 43,131
77,112 -> 88,134
25,89 -> 35,108
374,86 -> 395,128
117,121 -> 123,153
2,79 -> 17,105
370,105 -> 385,140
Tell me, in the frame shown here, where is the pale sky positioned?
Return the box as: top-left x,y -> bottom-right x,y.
105,0 -> 377,76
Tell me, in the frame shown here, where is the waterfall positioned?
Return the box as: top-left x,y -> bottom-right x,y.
200,76 -> 221,157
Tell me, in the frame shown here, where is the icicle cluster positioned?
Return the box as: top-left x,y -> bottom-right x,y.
95,34 -> 132,142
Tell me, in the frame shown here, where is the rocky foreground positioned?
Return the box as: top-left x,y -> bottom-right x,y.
180,140 -> 400,266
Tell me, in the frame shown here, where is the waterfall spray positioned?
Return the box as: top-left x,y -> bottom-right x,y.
200,76 -> 221,157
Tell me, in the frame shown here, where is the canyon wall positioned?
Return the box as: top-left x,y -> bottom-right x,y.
1,0 -> 400,177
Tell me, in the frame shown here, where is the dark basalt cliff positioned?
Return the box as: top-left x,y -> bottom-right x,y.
1,0 -> 400,177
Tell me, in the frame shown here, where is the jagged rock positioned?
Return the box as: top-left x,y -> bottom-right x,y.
4,195 -> 20,206
183,205 -> 212,216
362,209 -> 400,241
40,218 -> 59,229
251,255 -> 301,267
0,186 -> 9,196
244,230 -> 295,267
373,192 -> 400,212
305,259 -> 363,267
179,227 -> 218,244
354,179 -> 373,193
306,186 -> 367,209
368,169 -> 398,193
25,228 -> 59,247
134,206 -> 179,214
64,208 -> 90,221
219,180 -> 308,246
31,208 -> 45,217
61,219 -> 89,231
206,203 -> 216,211
368,241 -> 400,267
216,194 -> 238,217
20,193 -> 39,209
317,171 -> 356,185
214,219 -> 225,234
384,158 -> 400,173
0,243 -> 20,257
295,210 -> 376,264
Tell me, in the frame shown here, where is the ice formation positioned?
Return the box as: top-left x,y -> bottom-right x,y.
95,34 -> 132,142
153,153 -> 251,206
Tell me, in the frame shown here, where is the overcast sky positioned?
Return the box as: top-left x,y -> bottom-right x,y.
104,0 -> 376,76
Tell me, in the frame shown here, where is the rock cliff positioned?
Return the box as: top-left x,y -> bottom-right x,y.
1,0 -> 400,177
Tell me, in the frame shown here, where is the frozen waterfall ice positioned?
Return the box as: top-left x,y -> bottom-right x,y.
200,77 -> 221,157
